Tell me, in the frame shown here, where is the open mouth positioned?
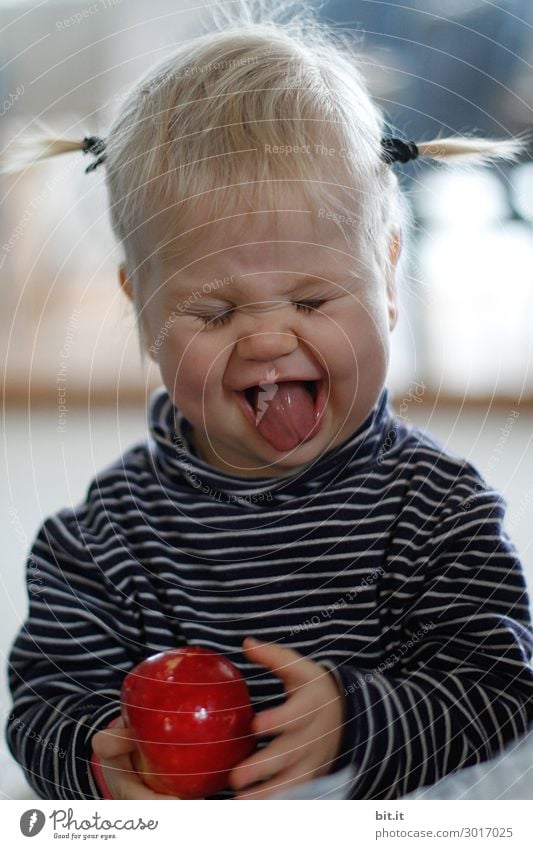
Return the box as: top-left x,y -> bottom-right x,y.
234,377 -> 328,450
243,379 -> 317,411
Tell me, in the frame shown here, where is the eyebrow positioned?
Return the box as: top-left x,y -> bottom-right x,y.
168,272 -> 350,298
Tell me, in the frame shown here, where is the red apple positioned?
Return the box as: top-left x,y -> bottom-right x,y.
120,646 -> 256,798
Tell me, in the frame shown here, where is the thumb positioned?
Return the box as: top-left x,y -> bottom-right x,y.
242,636 -> 318,692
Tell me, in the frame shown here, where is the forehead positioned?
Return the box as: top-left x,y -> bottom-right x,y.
156,186 -> 368,288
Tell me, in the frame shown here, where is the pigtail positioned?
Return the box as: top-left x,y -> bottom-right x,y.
415,133 -> 532,167
0,133 -> 105,176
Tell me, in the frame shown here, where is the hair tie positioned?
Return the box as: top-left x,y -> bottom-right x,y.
381,137 -> 419,165
82,135 -> 107,173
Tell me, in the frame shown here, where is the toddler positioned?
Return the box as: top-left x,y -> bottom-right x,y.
5,1 -> 533,800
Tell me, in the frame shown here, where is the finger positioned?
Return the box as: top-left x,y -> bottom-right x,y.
229,731 -> 308,791
243,637 -> 319,693
117,772 -> 180,800
235,760 -> 315,800
92,725 -> 138,759
229,740 -> 290,791
252,690 -> 312,736
101,753 -> 181,800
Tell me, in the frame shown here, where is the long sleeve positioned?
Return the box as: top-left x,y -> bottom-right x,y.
5,514 -> 136,799
324,485 -> 533,800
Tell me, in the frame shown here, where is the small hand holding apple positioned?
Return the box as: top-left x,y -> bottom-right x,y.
229,637 -> 345,799
91,718 -> 180,800
93,642 -> 344,800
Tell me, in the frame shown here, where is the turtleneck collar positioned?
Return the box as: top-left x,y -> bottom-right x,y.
146,385 -> 396,507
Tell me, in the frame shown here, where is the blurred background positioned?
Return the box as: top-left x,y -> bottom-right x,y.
1,0 -> 533,798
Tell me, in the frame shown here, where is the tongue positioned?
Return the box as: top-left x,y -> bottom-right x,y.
253,380 -> 316,451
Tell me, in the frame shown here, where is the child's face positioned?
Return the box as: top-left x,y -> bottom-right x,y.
131,195 -> 398,477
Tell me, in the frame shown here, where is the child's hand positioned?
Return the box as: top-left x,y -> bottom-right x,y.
229,637 -> 345,799
91,718 -> 180,800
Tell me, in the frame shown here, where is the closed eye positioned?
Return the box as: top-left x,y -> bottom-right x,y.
197,310 -> 234,328
195,300 -> 326,328
293,300 -> 325,313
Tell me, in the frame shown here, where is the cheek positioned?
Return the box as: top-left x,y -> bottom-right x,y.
323,298 -> 389,368
158,330 -> 226,391
359,305 -> 391,355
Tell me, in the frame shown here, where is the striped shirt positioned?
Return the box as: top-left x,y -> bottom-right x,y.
6,385 -> 533,800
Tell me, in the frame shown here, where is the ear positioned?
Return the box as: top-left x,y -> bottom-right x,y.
389,232 -> 402,268
118,263 -> 133,302
118,264 -> 158,364
387,232 -> 401,332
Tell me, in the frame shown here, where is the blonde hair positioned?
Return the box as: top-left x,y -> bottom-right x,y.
1,0 -> 529,344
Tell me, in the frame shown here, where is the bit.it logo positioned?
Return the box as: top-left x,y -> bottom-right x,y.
255,369 -> 279,424
20,809 -> 45,837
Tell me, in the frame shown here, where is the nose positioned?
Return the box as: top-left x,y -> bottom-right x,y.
235,303 -> 299,361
